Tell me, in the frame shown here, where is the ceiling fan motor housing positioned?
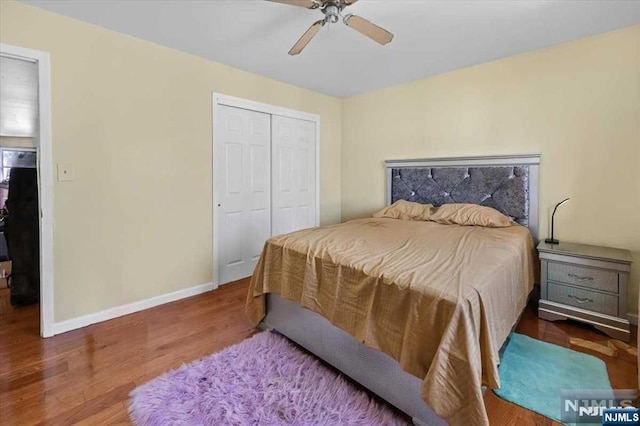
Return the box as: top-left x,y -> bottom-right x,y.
322,3 -> 342,24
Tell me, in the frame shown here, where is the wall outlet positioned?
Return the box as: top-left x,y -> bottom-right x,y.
57,163 -> 74,181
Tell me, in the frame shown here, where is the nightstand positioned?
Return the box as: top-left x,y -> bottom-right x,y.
537,241 -> 633,342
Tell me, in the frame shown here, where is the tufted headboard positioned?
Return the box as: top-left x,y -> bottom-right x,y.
386,154 -> 540,238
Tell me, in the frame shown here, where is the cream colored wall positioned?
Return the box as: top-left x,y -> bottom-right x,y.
0,1 -> 342,322
342,25 -> 640,315
2,0 -> 638,323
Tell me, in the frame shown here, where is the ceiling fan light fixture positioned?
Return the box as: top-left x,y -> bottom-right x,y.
323,5 -> 341,24
267,0 -> 393,55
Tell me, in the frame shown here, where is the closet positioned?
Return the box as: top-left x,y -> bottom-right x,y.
213,100 -> 317,285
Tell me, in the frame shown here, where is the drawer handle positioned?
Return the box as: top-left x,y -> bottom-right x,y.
568,273 -> 594,282
568,294 -> 593,304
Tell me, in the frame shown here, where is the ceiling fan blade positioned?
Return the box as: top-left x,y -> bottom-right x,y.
265,0 -> 321,9
288,19 -> 326,55
344,14 -> 394,45
342,0 -> 359,5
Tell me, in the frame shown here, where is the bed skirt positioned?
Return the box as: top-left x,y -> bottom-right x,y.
262,293 -> 448,426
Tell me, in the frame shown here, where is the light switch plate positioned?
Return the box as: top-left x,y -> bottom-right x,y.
57,163 -> 74,181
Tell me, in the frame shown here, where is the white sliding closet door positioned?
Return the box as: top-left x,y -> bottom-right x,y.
214,105 -> 271,284
271,115 -> 317,236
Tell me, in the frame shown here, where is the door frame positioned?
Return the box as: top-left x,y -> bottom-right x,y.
211,93 -> 320,288
0,43 -> 55,338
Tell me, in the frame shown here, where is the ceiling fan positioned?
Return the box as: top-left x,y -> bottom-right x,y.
266,0 -> 394,55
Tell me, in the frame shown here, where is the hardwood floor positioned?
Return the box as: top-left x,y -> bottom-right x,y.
1,280 -> 636,425
484,301 -> 637,425
0,280 -> 256,425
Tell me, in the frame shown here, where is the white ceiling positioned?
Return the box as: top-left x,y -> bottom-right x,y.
24,0 -> 640,98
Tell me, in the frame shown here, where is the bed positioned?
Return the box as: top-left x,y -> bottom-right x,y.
246,154 -> 540,426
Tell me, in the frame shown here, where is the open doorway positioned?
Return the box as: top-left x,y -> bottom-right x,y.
0,56 -> 41,333
0,44 -> 54,337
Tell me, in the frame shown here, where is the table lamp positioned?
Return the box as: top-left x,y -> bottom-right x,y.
545,198 -> 570,244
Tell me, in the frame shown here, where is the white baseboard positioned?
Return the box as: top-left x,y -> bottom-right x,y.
47,284 -> 640,335
52,282 -> 216,336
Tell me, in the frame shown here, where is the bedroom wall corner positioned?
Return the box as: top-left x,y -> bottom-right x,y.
340,24 -> 640,315
0,0 -> 342,325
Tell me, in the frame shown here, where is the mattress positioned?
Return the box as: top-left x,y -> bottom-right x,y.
246,217 -> 536,425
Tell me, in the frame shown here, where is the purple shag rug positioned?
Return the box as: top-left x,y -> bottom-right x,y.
129,331 -> 407,425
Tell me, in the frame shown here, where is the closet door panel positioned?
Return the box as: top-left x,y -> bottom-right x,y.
272,115 -> 317,237
215,105 -> 271,285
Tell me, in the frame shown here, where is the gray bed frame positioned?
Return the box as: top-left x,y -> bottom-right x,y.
262,154 -> 541,426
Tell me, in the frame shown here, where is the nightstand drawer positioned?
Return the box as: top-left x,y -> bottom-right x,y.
547,282 -> 618,316
547,262 -> 618,293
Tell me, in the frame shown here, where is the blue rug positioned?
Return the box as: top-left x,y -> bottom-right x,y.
494,333 -> 612,424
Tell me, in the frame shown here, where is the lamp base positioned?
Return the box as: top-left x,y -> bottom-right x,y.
544,238 -> 560,244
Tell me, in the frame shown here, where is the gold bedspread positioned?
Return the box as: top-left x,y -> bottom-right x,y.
246,218 -> 536,426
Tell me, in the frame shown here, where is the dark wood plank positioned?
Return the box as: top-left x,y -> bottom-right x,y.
0,360 -> 68,393
36,381 -> 136,426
